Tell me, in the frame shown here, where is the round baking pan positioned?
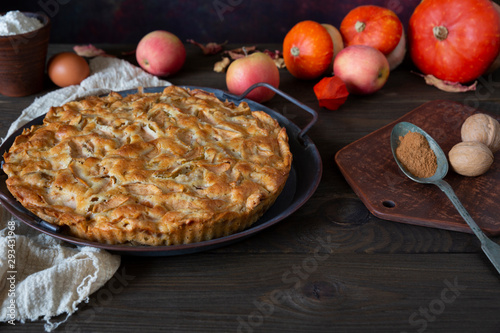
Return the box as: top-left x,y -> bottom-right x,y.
0,84 -> 322,256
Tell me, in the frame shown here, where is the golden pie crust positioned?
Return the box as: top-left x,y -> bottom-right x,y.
3,86 -> 292,246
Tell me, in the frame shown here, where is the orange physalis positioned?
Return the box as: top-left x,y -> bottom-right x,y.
313,76 -> 349,110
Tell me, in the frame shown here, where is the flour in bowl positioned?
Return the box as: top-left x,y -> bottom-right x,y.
0,11 -> 43,36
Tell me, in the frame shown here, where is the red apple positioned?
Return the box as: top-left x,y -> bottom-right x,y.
136,30 -> 186,76
333,45 -> 389,95
226,52 -> 280,103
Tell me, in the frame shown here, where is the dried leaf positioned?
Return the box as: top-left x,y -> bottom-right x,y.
273,58 -> 286,69
263,49 -> 285,68
226,45 -> 257,54
73,44 -> 110,57
226,50 -> 245,60
313,76 -> 349,110
414,72 -> 477,92
214,57 -> 231,72
224,46 -> 257,60
263,49 -> 282,59
187,39 -> 227,55
121,49 -> 136,56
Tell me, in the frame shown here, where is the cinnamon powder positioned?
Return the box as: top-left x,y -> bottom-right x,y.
396,131 -> 437,178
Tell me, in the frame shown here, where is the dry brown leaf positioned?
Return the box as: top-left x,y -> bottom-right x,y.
263,49 -> 281,59
214,57 -> 231,72
273,58 -> 286,69
187,39 -> 227,55
414,72 -> 477,92
214,46 -> 285,71
73,44 -> 111,57
263,49 -> 285,68
224,46 -> 257,60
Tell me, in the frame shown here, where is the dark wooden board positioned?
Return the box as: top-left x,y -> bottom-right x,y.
335,100 -> 500,236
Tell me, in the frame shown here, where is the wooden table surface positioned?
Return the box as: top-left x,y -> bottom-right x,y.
2,44 -> 500,333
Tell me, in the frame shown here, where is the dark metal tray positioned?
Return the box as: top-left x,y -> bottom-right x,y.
0,83 -> 322,256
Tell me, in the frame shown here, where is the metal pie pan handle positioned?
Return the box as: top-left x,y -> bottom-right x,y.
225,82 -> 318,142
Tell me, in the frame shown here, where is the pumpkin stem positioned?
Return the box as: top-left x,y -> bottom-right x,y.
242,46 -> 248,56
355,21 -> 366,33
291,46 -> 300,57
433,26 -> 448,41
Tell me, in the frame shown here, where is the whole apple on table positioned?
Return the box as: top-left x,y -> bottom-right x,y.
136,30 -> 186,77
333,45 -> 390,95
225,51 -> 280,103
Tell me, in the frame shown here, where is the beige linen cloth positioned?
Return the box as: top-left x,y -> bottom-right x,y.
0,56 -> 170,331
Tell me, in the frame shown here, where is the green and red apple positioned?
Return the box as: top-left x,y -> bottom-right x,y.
225,52 -> 280,103
333,45 -> 389,95
136,30 -> 186,77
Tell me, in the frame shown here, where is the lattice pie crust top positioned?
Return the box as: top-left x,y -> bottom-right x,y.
3,86 -> 292,246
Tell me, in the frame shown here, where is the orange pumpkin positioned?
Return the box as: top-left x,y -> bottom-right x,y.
409,0 -> 500,83
283,20 -> 333,80
340,5 -> 402,55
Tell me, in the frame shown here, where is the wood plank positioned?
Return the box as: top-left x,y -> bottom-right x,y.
4,253 -> 499,332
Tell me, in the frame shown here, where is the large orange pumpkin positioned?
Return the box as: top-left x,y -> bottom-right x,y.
409,0 -> 500,83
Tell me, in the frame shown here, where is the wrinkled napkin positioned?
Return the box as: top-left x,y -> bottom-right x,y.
0,56 -> 170,331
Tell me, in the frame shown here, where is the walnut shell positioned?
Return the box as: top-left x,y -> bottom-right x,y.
448,141 -> 494,177
461,113 -> 500,153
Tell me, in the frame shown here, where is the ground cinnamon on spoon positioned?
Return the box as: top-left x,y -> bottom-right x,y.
396,131 -> 437,178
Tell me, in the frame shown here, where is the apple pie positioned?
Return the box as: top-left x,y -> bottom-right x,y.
2,86 -> 292,246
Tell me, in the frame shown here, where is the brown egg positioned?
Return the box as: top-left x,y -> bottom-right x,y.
47,52 -> 90,87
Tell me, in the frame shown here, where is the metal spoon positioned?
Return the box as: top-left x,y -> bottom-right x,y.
391,121 -> 500,275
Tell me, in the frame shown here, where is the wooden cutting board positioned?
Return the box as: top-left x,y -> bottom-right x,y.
335,100 -> 500,236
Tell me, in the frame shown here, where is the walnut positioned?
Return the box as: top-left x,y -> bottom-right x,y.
461,113 -> 500,153
448,141 -> 494,177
